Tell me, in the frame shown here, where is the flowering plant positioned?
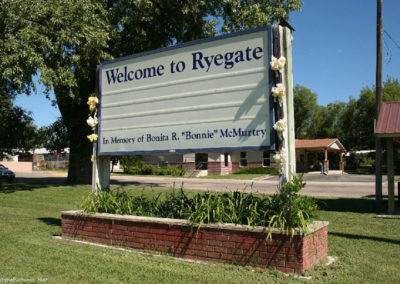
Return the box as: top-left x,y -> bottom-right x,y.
273,119 -> 286,133
87,116 -> 98,129
86,95 -> 99,145
87,133 -> 98,142
270,56 -> 286,72
272,83 -> 285,102
87,96 -> 99,112
273,150 -> 287,165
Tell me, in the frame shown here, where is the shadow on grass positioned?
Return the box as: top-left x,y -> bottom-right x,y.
38,217 -> 61,227
330,232 -> 400,245
0,182 -> 62,194
317,198 -> 385,214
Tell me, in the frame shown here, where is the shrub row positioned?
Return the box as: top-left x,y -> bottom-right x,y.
120,156 -> 187,176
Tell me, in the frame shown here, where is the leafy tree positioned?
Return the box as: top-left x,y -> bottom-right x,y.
38,117 -> 69,154
293,84 -> 318,138
341,78 -> 400,150
336,97 -> 359,149
1,0 -> 303,183
1,0 -> 110,182
0,95 -> 37,156
294,79 -> 400,151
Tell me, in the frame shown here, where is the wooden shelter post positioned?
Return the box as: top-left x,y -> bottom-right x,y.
340,153 -> 344,172
324,149 -> 329,173
387,138 -> 395,213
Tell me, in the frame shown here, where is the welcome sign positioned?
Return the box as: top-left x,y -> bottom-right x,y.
98,26 -> 274,155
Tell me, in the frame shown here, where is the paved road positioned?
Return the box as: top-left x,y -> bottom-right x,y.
112,174 -> 389,198
13,171 -> 392,198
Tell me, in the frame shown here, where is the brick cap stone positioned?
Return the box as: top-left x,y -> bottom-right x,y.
62,210 -> 328,235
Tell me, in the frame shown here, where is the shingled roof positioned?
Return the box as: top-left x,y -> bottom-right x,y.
295,138 -> 346,152
375,102 -> 400,137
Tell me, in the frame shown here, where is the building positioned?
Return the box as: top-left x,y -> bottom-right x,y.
295,139 -> 346,174
142,150 -> 277,176
142,138 -> 346,176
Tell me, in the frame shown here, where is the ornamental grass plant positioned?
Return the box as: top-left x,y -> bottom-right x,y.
81,174 -> 318,236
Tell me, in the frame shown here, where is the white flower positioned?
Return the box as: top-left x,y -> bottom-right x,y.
87,134 -> 98,142
273,119 -> 286,133
87,96 -> 98,105
278,57 -> 286,69
270,56 -> 286,72
87,116 -> 98,128
87,96 -> 99,112
270,56 -> 280,71
272,83 -> 285,100
273,150 -> 287,165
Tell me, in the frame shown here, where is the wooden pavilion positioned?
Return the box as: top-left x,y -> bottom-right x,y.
375,101 -> 400,213
295,138 -> 346,174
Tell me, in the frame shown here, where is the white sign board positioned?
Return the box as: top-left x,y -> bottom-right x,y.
98,27 -> 274,155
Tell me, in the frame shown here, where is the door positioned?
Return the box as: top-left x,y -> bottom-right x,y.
195,153 -> 208,170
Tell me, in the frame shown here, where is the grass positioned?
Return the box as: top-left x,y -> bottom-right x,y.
200,173 -> 268,180
0,182 -> 399,283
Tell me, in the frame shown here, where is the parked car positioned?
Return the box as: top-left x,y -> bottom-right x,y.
0,164 -> 15,181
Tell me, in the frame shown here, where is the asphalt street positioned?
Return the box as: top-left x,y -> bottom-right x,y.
12,171 -> 393,198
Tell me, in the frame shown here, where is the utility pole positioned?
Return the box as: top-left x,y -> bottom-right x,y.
375,0 -> 383,205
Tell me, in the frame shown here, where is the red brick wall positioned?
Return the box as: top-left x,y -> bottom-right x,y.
247,161 -> 263,167
62,211 -> 328,274
182,162 -> 195,170
221,162 -> 232,175
208,162 -> 233,175
232,162 -> 240,172
207,162 -> 221,175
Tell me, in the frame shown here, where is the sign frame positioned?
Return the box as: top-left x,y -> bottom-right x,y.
97,26 -> 275,156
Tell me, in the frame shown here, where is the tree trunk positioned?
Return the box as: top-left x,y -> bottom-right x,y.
55,83 -> 95,184
67,130 -> 92,184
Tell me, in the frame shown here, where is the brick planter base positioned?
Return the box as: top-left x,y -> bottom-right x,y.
61,211 -> 328,274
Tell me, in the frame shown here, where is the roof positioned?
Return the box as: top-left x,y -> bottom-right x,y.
295,138 -> 346,152
375,102 -> 400,137
32,148 -> 70,154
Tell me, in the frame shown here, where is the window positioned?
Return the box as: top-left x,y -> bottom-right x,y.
224,153 -> 229,167
263,151 -> 271,167
240,152 -> 247,167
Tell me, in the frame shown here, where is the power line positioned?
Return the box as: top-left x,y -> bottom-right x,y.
383,29 -> 400,50
382,35 -> 392,65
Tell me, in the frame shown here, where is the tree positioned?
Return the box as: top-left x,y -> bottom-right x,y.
1,0 -> 303,183
0,95 -> 37,156
336,97 -> 360,150
340,78 -> 400,150
293,85 -> 318,138
38,117 -> 69,154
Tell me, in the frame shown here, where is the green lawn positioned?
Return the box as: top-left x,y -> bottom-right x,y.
199,173 -> 268,180
0,182 -> 399,283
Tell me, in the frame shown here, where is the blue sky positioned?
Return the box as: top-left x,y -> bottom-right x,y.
14,0 -> 400,127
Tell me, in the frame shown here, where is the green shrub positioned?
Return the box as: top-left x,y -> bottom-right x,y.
120,156 -> 187,176
268,175 -> 318,238
120,155 -> 144,173
81,175 -> 318,238
234,167 -> 279,176
166,165 -> 188,177
140,164 -> 156,175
